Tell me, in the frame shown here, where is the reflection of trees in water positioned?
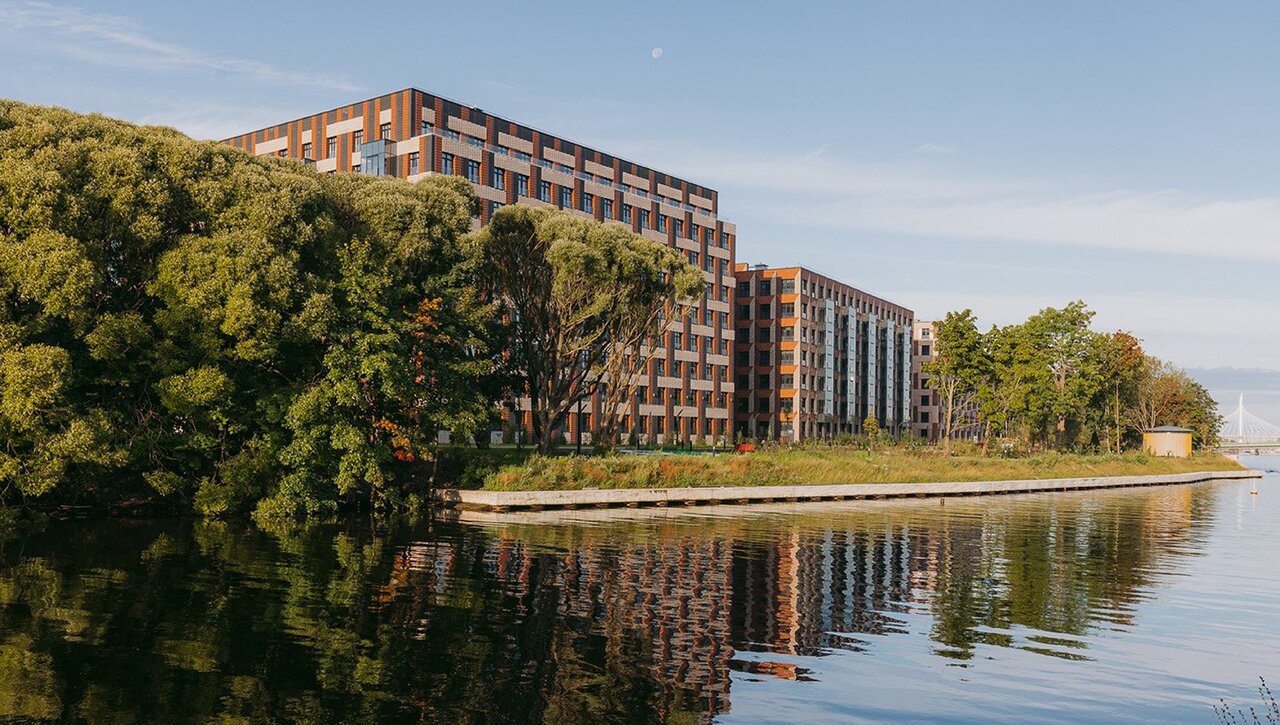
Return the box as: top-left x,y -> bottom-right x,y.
0,486 -> 1214,722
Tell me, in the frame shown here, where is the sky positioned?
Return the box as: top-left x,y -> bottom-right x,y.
2,0 -> 1278,414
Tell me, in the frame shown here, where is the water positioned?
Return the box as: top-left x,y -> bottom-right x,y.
1,460 -> 1277,723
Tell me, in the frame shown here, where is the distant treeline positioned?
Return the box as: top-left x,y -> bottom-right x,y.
925,304 -> 1220,452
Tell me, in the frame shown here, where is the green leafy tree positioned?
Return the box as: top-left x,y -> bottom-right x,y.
1019,301 -> 1103,449
922,309 -> 987,453
0,100 -> 494,518
468,206 -> 703,455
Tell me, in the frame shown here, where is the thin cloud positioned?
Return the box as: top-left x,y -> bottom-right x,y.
913,143 -> 956,155
630,144 -> 1280,263
0,1 -> 360,92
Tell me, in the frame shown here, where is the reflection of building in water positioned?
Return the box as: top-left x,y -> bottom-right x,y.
404,534 -> 737,720
398,491 -> 1205,717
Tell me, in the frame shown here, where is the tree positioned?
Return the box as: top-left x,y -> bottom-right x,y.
1128,357 -> 1221,450
1094,331 -> 1143,453
1020,302 -> 1102,449
0,100 -> 495,518
922,309 -> 987,453
977,323 -> 1034,448
468,206 -> 702,455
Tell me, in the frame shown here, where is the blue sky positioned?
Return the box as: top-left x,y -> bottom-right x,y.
2,0 -> 1278,408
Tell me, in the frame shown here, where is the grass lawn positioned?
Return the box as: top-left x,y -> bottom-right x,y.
481,447 -> 1244,492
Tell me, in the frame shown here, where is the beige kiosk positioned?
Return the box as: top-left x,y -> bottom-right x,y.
1142,426 -> 1193,458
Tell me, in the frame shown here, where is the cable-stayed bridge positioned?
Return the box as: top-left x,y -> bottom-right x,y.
1219,394 -> 1280,452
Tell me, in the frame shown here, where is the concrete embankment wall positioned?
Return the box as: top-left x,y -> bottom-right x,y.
433,469 -> 1263,512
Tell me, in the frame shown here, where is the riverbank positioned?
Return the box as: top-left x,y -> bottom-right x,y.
482,449 -> 1244,492
436,468 -> 1259,511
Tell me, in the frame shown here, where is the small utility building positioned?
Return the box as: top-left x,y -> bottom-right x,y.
1143,426 -> 1194,458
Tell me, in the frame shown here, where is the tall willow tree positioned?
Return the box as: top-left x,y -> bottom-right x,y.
469,206 -> 703,454
0,100 -> 493,518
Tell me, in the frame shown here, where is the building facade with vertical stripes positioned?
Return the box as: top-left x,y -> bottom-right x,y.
224,88 -> 736,445
733,264 -> 913,442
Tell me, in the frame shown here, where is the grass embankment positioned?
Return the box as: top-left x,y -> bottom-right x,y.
483,447 -> 1244,492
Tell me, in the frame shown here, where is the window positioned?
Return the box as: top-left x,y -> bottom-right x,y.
781,303 -> 795,317
488,201 -> 501,217
720,231 -> 730,247
782,327 -> 795,341
719,311 -> 729,328
757,397 -> 770,413
408,152 -> 420,175
582,193 -> 593,214
919,411 -> 931,423
602,198 -> 613,218
704,228 -> 714,245
921,344 -> 931,356
757,374 -> 770,389
538,180 -> 551,202
353,129 -> 363,146
326,136 -> 336,157
352,164 -> 361,172
736,351 -> 750,366
379,122 -> 392,140
756,350 -> 771,366
442,152 -> 454,175
737,281 -> 751,296
719,339 -> 728,355
490,167 -> 505,189
758,280 -> 772,295
736,397 -> 749,413
656,214 -> 666,232
672,332 -> 682,349
621,204 -> 632,223
639,209 -> 650,229
781,279 -> 796,294
558,186 -> 572,208
737,304 -> 751,320
921,394 -> 931,406
719,259 -> 728,275
758,303 -> 771,318
420,120 -> 432,135
301,142 -> 312,159
655,359 -> 665,376
674,219 -> 684,237
465,159 -> 480,183
781,351 -> 795,365
689,252 -> 699,267
757,327 -> 771,342
737,373 -> 750,388
673,361 -> 684,378
780,374 -> 794,388
703,308 -> 714,326
516,174 -> 529,197
653,388 -> 665,404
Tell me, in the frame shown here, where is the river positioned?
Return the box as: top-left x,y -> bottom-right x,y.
1,458 -> 1277,723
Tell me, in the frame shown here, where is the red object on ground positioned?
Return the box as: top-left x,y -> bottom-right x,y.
734,443 -> 756,454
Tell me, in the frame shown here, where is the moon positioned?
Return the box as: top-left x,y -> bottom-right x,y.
651,47 -> 664,60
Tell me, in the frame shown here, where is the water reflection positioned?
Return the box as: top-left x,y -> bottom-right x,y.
0,477 -> 1272,723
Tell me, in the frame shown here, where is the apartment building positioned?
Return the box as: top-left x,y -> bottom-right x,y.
224,88 -> 736,445
733,264 -> 913,442
911,321 -> 982,442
